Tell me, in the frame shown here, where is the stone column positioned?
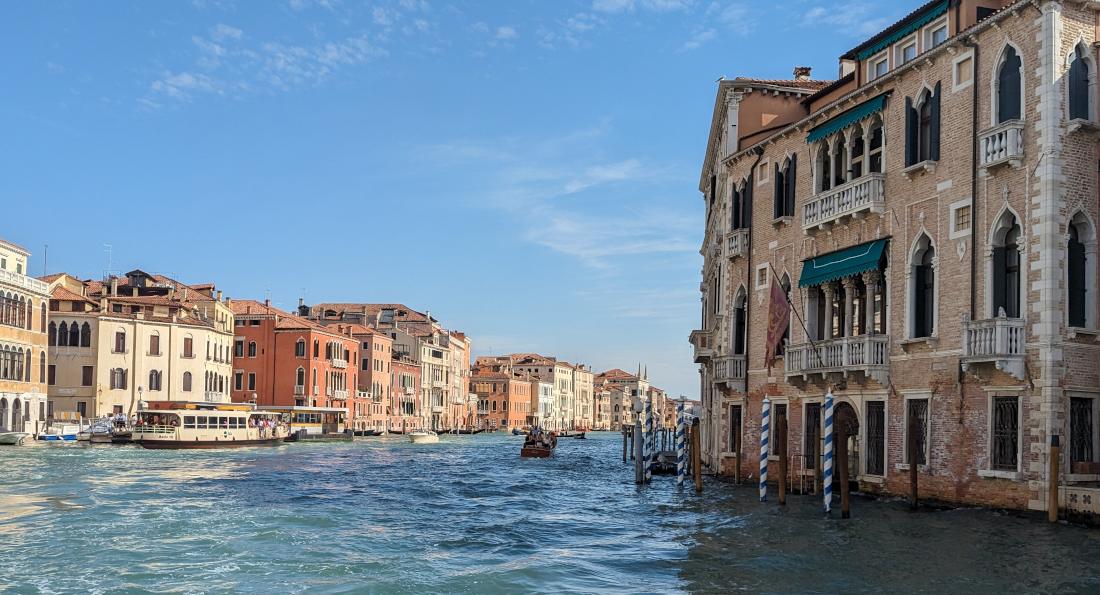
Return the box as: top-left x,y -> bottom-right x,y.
863,269 -> 882,335
822,282 -> 838,340
1086,240 -> 1097,329
842,276 -> 859,338
844,129 -> 855,183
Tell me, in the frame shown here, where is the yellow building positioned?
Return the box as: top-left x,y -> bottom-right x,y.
0,239 -> 50,434
44,270 -> 236,418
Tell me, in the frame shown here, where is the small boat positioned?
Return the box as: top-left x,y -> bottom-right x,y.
520,444 -> 552,458
0,430 -> 30,445
512,429 -> 526,436
573,432 -> 587,439
408,430 -> 439,444
39,423 -> 82,441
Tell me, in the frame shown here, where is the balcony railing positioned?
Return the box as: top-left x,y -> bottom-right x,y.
294,385 -> 305,395
726,229 -> 749,260
713,354 -> 747,393
961,314 -> 1026,380
333,390 -> 349,400
979,120 -> 1024,170
689,330 -> 714,364
204,391 -> 222,402
802,173 -> 885,232
0,268 -> 49,294
785,334 -> 890,384
404,387 -> 415,395
432,380 -> 444,389
332,358 -> 348,369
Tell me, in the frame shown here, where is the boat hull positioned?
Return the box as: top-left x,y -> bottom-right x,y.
408,433 -> 439,444
39,434 -> 77,441
136,437 -> 284,449
520,445 -> 552,458
0,432 -> 29,445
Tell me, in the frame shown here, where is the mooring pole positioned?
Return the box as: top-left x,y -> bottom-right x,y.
692,418 -> 703,492
909,412 -> 919,511
777,411 -> 787,506
759,397 -> 770,502
813,422 -> 821,495
1049,435 -> 1061,523
838,409 -> 851,520
634,420 -> 644,484
676,399 -> 686,489
735,416 -> 742,485
823,390 -> 835,515
622,426 -> 628,463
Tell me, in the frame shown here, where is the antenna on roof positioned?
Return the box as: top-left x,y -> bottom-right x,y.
43,245 -> 47,277
104,244 -> 114,274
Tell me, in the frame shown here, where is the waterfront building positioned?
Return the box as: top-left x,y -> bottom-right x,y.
470,364 -> 533,430
692,0 -> 1100,513
0,239 -> 49,434
573,364 -> 595,430
390,344 -> 423,433
44,271 -> 235,418
530,377 -> 554,429
593,386 -> 613,430
351,323 -> 393,433
504,354 -> 581,430
228,300 -> 357,418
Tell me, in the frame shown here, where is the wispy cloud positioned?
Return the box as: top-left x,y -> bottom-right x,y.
800,2 -> 893,37
496,25 -> 517,40
680,28 -> 715,51
592,0 -> 695,14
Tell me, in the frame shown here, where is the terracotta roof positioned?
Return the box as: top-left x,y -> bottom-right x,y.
190,283 -> 216,291
107,295 -> 197,308
596,368 -> 638,381
230,300 -> 290,317
731,77 -> 833,91
50,286 -> 95,303
311,302 -> 432,322
274,316 -> 356,341
38,272 -> 71,283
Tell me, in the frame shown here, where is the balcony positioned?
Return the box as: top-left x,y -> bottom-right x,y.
333,390 -> 349,400
404,387 -> 415,395
204,391 -> 222,402
332,358 -> 347,369
431,406 -> 445,414
713,354 -> 747,394
961,314 -> 1026,381
689,330 -> 714,364
802,173 -> 885,233
726,229 -> 749,260
432,380 -> 444,389
785,334 -> 890,385
0,268 -> 49,295
979,120 -> 1024,171
294,385 -> 305,395
357,391 -> 370,400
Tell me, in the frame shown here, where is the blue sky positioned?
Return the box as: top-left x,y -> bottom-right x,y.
1,0 -> 911,398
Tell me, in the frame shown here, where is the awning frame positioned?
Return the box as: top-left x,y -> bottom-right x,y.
799,239 -> 889,288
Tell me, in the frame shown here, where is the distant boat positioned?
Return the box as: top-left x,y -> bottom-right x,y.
512,429 -> 526,436
0,430 -> 30,445
408,430 -> 439,444
39,423 -> 82,441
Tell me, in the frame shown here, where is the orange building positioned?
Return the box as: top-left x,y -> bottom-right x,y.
229,300 -> 358,412
470,365 -> 532,430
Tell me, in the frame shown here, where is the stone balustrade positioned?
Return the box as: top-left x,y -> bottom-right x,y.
802,173 -> 885,232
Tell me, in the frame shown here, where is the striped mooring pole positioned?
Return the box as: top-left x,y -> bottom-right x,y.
644,400 -> 653,483
823,390 -> 835,515
760,397 -> 770,502
675,398 -> 686,488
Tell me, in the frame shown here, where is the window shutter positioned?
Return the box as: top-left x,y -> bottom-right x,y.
744,175 -> 753,227
913,265 -> 927,338
993,246 -> 1007,315
787,153 -> 798,217
773,164 -> 781,220
1070,48 -> 1090,121
930,82 -> 942,161
1069,238 -> 1087,327
905,96 -> 916,167
731,189 -> 741,229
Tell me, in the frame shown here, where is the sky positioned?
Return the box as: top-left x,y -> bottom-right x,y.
0,0 -> 912,399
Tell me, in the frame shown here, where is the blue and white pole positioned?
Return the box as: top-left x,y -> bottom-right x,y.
760,397 -> 770,502
823,389 -> 835,515
675,398 -> 686,488
644,399 -> 653,483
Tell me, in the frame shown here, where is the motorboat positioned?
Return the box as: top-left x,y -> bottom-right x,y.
521,432 -> 556,458
39,423 -> 83,441
132,401 -> 287,449
0,430 -> 30,445
408,430 -> 439,444
90,422 -> 116,444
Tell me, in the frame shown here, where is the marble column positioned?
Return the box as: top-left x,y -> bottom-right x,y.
862,269 -> 882,335
822,282 -> 838,340
842,276 -> 859,338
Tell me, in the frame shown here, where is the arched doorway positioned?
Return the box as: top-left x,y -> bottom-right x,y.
10,399 -> 22,433
0,397 -> 8,430
834,401 -> 860,491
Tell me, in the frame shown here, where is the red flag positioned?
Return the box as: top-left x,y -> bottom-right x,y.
766,277 -> 792,372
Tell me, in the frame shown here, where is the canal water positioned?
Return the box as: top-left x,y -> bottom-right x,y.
2,433 -> 1100,594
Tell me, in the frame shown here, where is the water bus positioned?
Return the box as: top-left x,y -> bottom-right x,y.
132,401 -> 287,449
257,406 -> 348,441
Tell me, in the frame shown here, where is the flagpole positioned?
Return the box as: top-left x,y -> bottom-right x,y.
769,263 -> 817,352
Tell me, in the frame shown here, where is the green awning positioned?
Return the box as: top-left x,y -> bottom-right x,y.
805,94 -> 888,144
799,240 -> 887,288
856,1 -> 949,61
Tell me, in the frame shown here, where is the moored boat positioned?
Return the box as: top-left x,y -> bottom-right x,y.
0,430 -> 30,445
408,430 -> 439,444
132,401 -> 287,449
39,423 -> 82,441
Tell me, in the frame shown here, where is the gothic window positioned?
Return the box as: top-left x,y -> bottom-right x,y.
1069,45 -> 1091,121
48,321 -> 56,347
912,235 -> 936,338
297,367 -> 305,387
248,342 -> 257,357
819,144 -> 832,192
732,288 -> 747,355
774,156 -> 796,219
1069,224 -> 1088,327
992,213 -> 1023,318
833,135 -> 847,187
81,322 -> 91,347
996,46 -> 1022,123
296,339 -> 306,357
58,322 -> 69,347
149,370 -> 161,391
906,84 -> 941,167
68,322 -> 79,348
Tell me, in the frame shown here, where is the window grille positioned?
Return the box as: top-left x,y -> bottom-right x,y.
907,399 -> 929,465
866,401 -> 885,475
729,404 -> 742,454
992,397 -> 1019,471
1071,397 -> 1094,464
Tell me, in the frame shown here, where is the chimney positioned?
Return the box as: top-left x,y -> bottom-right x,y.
794,66 -> 812,81
100,297 -> 108,311
181,287 -> 188,302
168,287 -> 175,301
265,299 -> 271,307
426,310 -> 431,322
225,297 -> 232,308
132,288 -> 138,297
110,276 -> 118,297
217,290 -> 223,302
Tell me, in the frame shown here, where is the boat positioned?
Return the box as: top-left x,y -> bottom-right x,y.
89,422 -> 116,444
512,428 -> 528,436
0,430 -> 30,445
408,430 -> 439,444
521,432 -> 557,458
39,423 -> 83,441
573,432 -> 587,439
257,406 -> 349,441
132,401 -> 287,449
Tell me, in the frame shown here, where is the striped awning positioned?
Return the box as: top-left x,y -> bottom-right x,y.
799,240 -> 887,288
806,94 -> 888,144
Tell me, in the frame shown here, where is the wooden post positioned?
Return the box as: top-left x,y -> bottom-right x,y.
908,411 -> 919,511
622,426 -> 628,463
777,412 -> 787,505
735,418 -> 742,485
837,410 -> 851,519
692,418 -> 703,492
1049,435 -> 1061,523
813,422 -> 821,495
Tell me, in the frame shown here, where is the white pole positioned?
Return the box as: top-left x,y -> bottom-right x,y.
760,397 -> 770,502
823,390 -> 835,515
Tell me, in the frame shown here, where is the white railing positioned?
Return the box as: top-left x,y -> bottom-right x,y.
785,334 -> 890,379
204,391 -> 222,402
713,354 -> 746,382
689,330 -> 714,364
0,269 -> 49,295
963,315 -> 1025,358
802,173 -> 886,231
979,120 -> 1024,168
313,386 -> 320,395
405,387 -> 415,395
432,380 -> 444,389
333,390 -> 349,400
431,406 -> 445,413
294,385 -> 305,395
332,358 -> 348,369
726,229 -> 749,260
325,387 -> 333,396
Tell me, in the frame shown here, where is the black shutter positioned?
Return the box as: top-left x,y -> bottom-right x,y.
1070,48 -> 1090,121
788,153 -> 797,217
745,175 -> 753,227
993,246 -> 1007,316
731,188 -> 740,229
773,163 -> 781,220
930,82 -> 942,161
1069,239 -> 1087,327
905,96 -> 916,167
914,265 -> 927,337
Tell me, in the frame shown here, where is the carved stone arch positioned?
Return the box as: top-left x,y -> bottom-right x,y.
989,202 -> 1023,247
1068,209 -> 1097,329
733,283 -> 748,308
909,229 -> 937,269
991,37 -> 1025,124
1065,36 -> 1097,122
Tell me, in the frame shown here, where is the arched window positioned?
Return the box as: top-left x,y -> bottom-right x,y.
183,371 -> 192,392
818,143 -> 832,192
312,368 -> 318,387
297,367 -> 305,386
25,300 -> 31,331
24,348 -> 31,382
149,332 -> 160,356
110,368 -> 127,390
992,212 -> 1023,318
1069,44 -> 1091,121
905,85 -> 941,167
57,322 -> 69,347
996,45 -> 1022,123
833,135 -> 847,187
912,236 -> 936,338
40,303 -> 45,335
81,322 -> 91,347
1068,212 -> 1095,328
48,321 -> 56,347
774,156 -> 796,219
68,321 -> 79,347
733,287 -> 747,355
39,352 -> 45,383
296,339 -> 306,357
248,341 -> 257,357
149,370 -> 161,391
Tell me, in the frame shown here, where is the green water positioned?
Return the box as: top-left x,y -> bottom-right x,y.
1,433 -> 1099,594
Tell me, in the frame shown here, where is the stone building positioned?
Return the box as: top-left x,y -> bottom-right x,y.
693,0 -> 1100,514
0,239 -> 49,434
